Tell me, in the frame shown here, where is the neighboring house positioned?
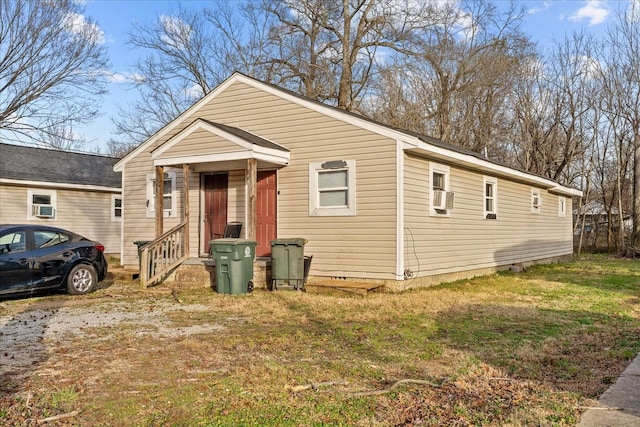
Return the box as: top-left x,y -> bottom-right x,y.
0,143 -> 122,255
573,200 -> 630,235
114,72 -> 581,289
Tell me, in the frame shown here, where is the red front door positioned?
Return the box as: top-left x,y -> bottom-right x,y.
256,170 -> 277,256
203,173 -> 228,254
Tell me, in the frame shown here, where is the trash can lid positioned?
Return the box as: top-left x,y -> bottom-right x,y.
270,238 -> 306,246
210,238 -> 257,246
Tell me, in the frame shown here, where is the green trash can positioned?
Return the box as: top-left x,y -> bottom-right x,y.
270,238 -> 306,290
209,239 -> 257,294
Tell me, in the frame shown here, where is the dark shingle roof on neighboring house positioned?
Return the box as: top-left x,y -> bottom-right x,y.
0,143 -> 121,189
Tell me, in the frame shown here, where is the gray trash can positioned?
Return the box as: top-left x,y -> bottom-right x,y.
209,239 -> 257,294
270,238 -> 307,290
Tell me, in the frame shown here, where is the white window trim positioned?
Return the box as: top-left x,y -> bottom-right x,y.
483,176 -> 498,219
146,171 -> 177,218
558,196 -> 566,218
429,162 -> 451,217
27,188 -> 57,221
112,194 -> 123,222
308,160 -> 356,216
531,188 -> 541,214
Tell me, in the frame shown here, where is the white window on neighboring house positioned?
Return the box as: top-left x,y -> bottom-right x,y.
112,195 -> 122,221
429,163 -> 453,216
558,196 -> 566,218
27,189 -> 57,220
309,160 -> 356,216
146,171 -> 176,218
531,188 -> 542,214
484,176 -> 498,219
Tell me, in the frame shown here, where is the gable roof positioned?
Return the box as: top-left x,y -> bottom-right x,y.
151,118 -> 290,167
114,72 -> 581,196
0,143 -> 121,190
199,119 -> 290,152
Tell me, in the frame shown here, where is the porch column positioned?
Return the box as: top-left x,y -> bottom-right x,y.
246,158 -> 257,240
183,163 -> 190,255
155,165 -> 164,237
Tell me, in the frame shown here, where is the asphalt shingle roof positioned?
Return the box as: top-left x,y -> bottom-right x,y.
199,119 -> 290,152
0,143 -> 121,189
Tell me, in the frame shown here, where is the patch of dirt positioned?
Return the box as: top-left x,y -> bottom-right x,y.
0,299 -> 220,379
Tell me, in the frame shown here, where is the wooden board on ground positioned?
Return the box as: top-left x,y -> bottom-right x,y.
307,280 -> 383,295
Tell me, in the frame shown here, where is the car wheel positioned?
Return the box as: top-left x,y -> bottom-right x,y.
67,264 -> 97,295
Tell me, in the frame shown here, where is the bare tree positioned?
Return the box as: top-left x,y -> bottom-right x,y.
111,5 -> 219,146
111,1 -> 278,148
511,32 -> 596,183
114,0 -> 456,143
597,9 -> 640,246
0,0 -> 108,148
370,0 -> 531,154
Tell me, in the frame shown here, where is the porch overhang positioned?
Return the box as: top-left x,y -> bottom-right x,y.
153,149 -> 289,168
151,118 -> 290,168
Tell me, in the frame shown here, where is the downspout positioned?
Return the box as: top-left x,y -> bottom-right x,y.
396,140 -> 405,281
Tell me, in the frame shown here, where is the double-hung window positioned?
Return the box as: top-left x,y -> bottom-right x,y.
112,195 -> 123,221
309,160 -> 356,216
484,176 -> 498,219
146,171 -> 176,218
558,196 -> 566,218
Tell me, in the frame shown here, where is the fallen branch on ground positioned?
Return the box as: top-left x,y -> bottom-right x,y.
287,380 -> 348,392
37,410 -> 80,424
348,379 -> 442,397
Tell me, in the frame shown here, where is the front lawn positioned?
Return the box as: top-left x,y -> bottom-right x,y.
1,254 -> 638,426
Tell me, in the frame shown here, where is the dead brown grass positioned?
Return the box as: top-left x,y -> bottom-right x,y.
0,257 -> 638,426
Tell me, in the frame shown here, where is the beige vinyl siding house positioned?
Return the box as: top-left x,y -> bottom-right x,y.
403,153 -> 573,285
115,73 -> 580,289
0,144 -> 122,255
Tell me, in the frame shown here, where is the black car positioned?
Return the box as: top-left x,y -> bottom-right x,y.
0,225 -> 108,297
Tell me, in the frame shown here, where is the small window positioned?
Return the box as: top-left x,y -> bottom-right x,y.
34,230 -> 69,249
484,177 -> 498,219
27,189 -> 57,220
146,172 -> 176,218
112,195 -> 122,221
558,196 -> 566,218
309,160 -> 356,216
531,189 -> 541,214
0,231 -> 27,254
429,163 -> 452,216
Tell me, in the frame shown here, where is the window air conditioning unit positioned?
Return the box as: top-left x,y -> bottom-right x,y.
33,204 -> 55,218
433,190 -> 455,210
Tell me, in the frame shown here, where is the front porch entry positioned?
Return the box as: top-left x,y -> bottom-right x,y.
137,119 -> 290,287
202,170 -> 277,257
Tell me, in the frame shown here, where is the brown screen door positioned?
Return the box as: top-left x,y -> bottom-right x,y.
203,173 -> 228,253
256,170 -> 277,256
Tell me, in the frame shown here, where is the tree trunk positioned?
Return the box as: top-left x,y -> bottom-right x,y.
633,132 -> 640,246
337,0 -> 351,109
